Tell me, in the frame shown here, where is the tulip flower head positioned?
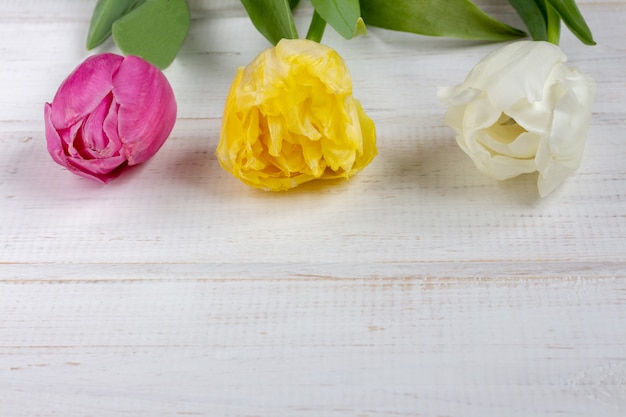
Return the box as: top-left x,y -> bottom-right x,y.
217,39 -> 377,191
438,41 -> 595,197
44,53 -> 177,183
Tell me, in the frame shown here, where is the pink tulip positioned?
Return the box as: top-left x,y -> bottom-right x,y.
44,53 -> 177,183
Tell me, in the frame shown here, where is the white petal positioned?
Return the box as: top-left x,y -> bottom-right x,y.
437,85 -> 481,107
461,91 -> 501,132
482,154 -> 537,180
536,68 -> 596,196
463,41 -> 567,109
478,130 -> 541,160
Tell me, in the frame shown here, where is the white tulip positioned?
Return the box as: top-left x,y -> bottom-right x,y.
438,41 -> 595,197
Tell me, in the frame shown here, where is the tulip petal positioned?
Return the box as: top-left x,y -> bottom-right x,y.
46,100 -> 122,184
277,40 -> 352,94
482,155 -> 537,180
506,64 -> 568,135
437,86 -> 481,107
67,154 -> 126,176
536,68 -> 595,196
48,54 -> 123,130
78,93 -> 120,159
462,41 -> 567,109
113,55 -> 177,165
353,101 -> 377,171
102,99 -> 123,156
478,114 -> 541,159
461,91 -> 501,132
44,103 -> 71,168
63,120 -> 86,159
480,130 -> 541,160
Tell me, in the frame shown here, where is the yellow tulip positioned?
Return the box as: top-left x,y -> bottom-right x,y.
217,39 -> 377,191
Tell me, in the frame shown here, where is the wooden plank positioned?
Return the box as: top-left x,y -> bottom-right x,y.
2,276 -> 625,416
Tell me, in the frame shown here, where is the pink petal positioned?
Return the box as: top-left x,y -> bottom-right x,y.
63,120 -> 86,159
48,53 -> 123,130
46,103 -> 118,183
113,55 -> 177,165
67,155 -> 127,181
44,102 -> 71,168
78,93 -> 122,159
103,101 -> 123,156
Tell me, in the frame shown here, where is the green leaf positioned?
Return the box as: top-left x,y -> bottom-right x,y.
240,0 -> 298,45
546,0 -> 595,45
306,10 -> 327,43
289,0 -> 300,9
86,0 -> 144,49
546,1 -> 562,45
533,0 -> 548,18
360,0 -> 526,41
508,0 -> 547,41
310,0 -> 366,39
112,0 -> 190,69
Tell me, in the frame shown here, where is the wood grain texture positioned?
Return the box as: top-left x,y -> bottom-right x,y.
1,1 -> 625,416
2,276 -> 626,416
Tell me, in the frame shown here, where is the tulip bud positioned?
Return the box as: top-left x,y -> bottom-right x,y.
44,53 -> 177,183
438,41 -> 595,197
217,39 -> 377,191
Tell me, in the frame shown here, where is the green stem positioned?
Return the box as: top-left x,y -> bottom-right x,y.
306,10 -> 326,43
546,1 -> 561,45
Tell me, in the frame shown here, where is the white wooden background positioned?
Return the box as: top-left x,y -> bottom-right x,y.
1,1 -> 625,416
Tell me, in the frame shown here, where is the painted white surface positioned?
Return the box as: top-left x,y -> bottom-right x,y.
1,1 -> 625,416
